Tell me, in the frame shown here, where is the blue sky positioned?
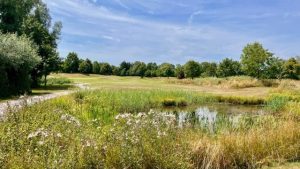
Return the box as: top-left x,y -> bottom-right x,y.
44,0 -> 300,65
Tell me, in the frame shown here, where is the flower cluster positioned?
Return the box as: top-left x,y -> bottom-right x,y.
28,128 -> 49,139
27,128 -> 63,146
61,114 -> 81,127
110,110 -> 177,144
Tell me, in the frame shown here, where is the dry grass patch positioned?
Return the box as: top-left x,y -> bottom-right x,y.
191,119 -> 300,169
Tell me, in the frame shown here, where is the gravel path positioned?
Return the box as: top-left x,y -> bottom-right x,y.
0,83 -> 89,117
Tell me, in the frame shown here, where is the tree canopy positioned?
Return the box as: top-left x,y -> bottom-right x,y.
184,60 -> 200,79
241,42 -> 273,78
158,63 -> 175,77
282,57 -> 300,80
0,0 -> 62,87
63,52 -> 80,73
217,58 -> 242,77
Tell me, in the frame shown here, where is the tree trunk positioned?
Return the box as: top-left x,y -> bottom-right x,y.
44,74 -> 47,87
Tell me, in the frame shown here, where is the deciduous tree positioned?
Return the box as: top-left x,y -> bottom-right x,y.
63,52 -> 80,73
184,60 -> 200,79
241,42 -> 273,78
217,58 -> 242,77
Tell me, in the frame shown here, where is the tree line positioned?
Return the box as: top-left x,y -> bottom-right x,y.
0,0 -> 61,97
0,1 -> 299,98
61,43 -> 300,80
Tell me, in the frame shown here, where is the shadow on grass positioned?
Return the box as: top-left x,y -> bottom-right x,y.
33,84 -> 73,91
0,85 -> 74,102
31,84 -> 74,95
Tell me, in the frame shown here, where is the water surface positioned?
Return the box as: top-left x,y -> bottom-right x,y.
161,103 -> 265,129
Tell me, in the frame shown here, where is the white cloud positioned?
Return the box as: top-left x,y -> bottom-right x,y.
44,0 -> 300,64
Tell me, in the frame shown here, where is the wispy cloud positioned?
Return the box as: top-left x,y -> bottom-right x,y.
44,0 -> 300,64
188,10 -> 204,25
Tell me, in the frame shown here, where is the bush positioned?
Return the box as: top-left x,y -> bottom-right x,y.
0,33 -> 40,97
216,95 -> 265,105
177,99 -> 188,107
161,99 -> 177,107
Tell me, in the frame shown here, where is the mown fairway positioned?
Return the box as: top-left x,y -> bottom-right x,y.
50,73 -> 291,97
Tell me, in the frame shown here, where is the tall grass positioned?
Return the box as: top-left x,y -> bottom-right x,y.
72,89 -> 217,123
192,119 -> 300,169
47,77 -> 73,85
0,88 -> 299,168
167,76 -> 300,90
167,76 -> 278,89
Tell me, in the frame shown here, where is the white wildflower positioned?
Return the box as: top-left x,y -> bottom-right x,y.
37,141 -> 44,145
56,133 -> 62,138
126,119 -> 132,126
85,141 -> 91,147
136,112 -> 146,118
28,128 -> 49,139
61,114 -> 81,127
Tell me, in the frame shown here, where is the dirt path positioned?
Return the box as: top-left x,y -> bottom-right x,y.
0,83 -> 89,116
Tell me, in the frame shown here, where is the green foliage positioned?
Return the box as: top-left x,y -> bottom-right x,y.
184,60 -> 200,79
19,2 -> 62,87
241,42 -> 273,78
0,0 -> 36,33
200,62 -> 217,77
158,63 -> 175,77
217,58 -> 242,77
99,62 -> 112,75
176,64 -> 185,79
79,59 -> 93,74
63,52 -> 80,73
282,57 -> 300,80
262,56 -> 284,79
58,42 -> 297,80
0,33 -> 40,97
112,65 -> 120,76
119,61 -> 131,76
145,62 -> 158,77
129,61 -> 147,77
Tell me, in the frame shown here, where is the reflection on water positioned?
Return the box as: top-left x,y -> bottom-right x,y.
163,104 -> 265,131
177,107 -> 217,128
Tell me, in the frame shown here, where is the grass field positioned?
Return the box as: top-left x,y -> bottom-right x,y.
1,73 -> 300,168
50,73 -> 300,97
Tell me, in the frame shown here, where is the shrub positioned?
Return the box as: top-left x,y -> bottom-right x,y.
216,95 -> 265,105
0,33 -> 40,97
161,99 -> 177,107
177,99 -> 188,107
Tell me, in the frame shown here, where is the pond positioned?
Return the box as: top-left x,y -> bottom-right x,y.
160,103 -> 265,131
